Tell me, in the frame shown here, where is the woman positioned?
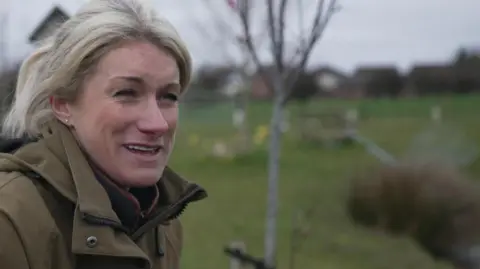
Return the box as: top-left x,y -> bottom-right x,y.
0,0 -> 207,268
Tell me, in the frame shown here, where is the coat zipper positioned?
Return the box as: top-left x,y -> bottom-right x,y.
131,184 -> 206,241
82,184 -> 207,240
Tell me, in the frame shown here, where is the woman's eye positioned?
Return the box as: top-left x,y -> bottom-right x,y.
114,89 -> 138,98
158,93 -> 179,102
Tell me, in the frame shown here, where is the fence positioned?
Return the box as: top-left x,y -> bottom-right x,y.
224,241 -> 274,269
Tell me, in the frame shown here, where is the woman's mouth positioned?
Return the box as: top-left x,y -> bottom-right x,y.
123,144 -> 162,155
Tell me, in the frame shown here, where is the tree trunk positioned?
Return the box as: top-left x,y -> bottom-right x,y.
264,80 -> 285,268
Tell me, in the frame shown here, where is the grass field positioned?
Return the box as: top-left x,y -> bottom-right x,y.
170,94 -> 480,269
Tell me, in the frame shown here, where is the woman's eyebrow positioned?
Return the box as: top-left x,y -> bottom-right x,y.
114,76 -> 144,84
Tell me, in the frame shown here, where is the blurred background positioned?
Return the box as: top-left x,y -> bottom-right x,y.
2,0 -> 480,268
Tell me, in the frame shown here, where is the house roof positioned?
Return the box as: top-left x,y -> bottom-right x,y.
353,65 -> 399,74
462,46 -> 480,57
311,65 -> 347,79
28,5 -> 70,43
351,65 -> 400,83
408,64 -> 455,77
406,64 -> 457,84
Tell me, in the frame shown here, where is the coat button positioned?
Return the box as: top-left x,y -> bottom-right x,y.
86,236 -> 98,248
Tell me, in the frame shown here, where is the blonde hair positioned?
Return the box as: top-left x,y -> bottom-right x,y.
2,0 -> 192,138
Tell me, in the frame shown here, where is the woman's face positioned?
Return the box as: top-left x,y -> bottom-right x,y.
52,40 -> 181,187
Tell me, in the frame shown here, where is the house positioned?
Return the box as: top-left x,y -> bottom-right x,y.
453,47 -> 480,93
250,66 -> 276,100
28,6 -> 70,44
454,46 -> 480,60
222,72 -> 247,97
249,65 -> 343,100
310,65 -> 348,97
193,65 -> 247,95
403,64 -> 456,96
345,65 -> 403,98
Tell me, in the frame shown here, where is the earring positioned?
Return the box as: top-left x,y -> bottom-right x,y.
64,119 -> 69,125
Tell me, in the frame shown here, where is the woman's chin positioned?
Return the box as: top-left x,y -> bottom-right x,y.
115,169 -> 164,188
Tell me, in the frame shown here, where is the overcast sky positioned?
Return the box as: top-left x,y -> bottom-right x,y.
4,0 -> 480,74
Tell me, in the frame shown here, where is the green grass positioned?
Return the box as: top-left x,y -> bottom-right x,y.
170,94 -> 480,269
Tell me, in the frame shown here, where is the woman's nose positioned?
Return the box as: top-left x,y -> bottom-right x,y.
137,100 -> 169,134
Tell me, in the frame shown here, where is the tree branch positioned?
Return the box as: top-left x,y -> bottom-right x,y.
266,0 -> 277,52
261,0 -> 280,95
282,0 -> 340,105
297,0 -> 306,48
276,0 -> 288,72
193,0 -> 271,78
297,0 -> 339,72
236,0 -> 273,91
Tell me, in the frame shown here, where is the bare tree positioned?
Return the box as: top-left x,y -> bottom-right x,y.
231,0 -> 340,267
193,0 -> 340,267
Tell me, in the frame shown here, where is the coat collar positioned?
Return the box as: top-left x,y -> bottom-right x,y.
11,120 -> 207,219
0,119 -> 207,258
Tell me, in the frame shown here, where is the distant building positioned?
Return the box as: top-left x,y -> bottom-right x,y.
310,65 -> 347,96
249,65 -> 348,100
453,47 -> 480,93
457,46 -> 480,59
28,6 -> 70,44
250,66 -> 276,100
344,65 -> 403,98
403,64 -> 456,96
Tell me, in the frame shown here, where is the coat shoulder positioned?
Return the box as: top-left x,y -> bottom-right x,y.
0,171 -> 53,222
0,171 -> 59,266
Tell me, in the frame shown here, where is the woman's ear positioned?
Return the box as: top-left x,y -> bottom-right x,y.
50,96 -> 73,125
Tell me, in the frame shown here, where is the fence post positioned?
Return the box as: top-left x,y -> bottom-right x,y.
431,105 -> 442,124
345,108 -> 359,137
233,108 -> 246,129
229,241 -> 247,269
